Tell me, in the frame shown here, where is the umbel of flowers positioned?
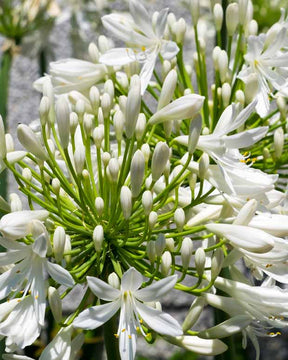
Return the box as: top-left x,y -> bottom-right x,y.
0,0 -> 288,359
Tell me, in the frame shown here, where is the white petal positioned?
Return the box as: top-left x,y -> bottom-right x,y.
46,262 -> 75,288
6,151 -> 27,164
129,0 -> 154,38
99,48 -> 136,66
32,234 -> 47,258
121,268 -> 143,292
73,300 -> 120,330
155,8 -> 169,37
39,326 -> 73,360
249,214 -> 288,237
3,355 -> 34,360
135,300 -> 183,336
135,275 -> 177,302
160,40 -> 179,60
223,127 -> 268,149
170,336 -> 228,356
139,54 -> 157,95
87,276 -> 120,301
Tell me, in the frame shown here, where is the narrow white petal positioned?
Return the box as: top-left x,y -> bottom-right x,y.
139,54 -> 157,95
224,127 -> 268,149
99,48 -> 136,66
87,276 -> 120,301
129,0 -> 154,38
135,275 -> 177,302
155,9 -> 169,37
121,268 -> 143,292
170,336 -> 228,356
73,300 -> 120,330
46,262 -> 75,288
135,300 -> 183,336
160,40 -> 179,60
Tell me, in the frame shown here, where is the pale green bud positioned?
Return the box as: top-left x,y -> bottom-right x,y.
53,226 -> 66,263
5,133 -> 14,152
199,153 -> 209,179
274,127 -> 284,159
93,225 -> 104,252
108,272 -> 120,289
98,35 -> 110,53
101,92 -> 111,119
120,186 -> 132,219
95,197 -> 104,216
131,150 -> 145,198
276,96 -> 287,119
189,173 -> 197,191
22,168 -> 32,182
118,95 -> 127,114
149,211 -> 158,229
235,90 -> 245,105
233,199 -> 258,225
188,115 -> 202,155
226,3 -> 239,36
158,70 -> 177,111
17,124 -> 48,161
125,76 -> 141,138
9,193 -> 22,212
108,158 -> 119,182
93,125 -> 104,149
113,110 -> 125,142
161,60 -> 171,79
182,296 -> 206,332
218,50 -> 228,83
211,248 -> 224,279
39,96 -> 50,126
263,147 -> 270,161
190,0 -> 199,25
74,144 -> 86,175
141,143 -> 150,163
142,190 -> 153,215
222,83 -> 231,108
175,18 -> 186,43
214,4 -> 223,31
161,251 -> 172,276
212,46 -> 221,70
195,248 -> 206,277
89,86 -> 100,114
174,208 -> 185,231
48,287 -> 62,323
102,152 -> 111,167
88,42 -> 100,62
155,233 -> 166,257
181,237 -> 193,270
104,79 -> 114,101
56,96 -> 70,149
166,237 -> 175,252
151,142 -> 170,182
70,112 -> 78,135
248,19 -> 258,36
135,113 -> 147,141
147,241 -> 156,264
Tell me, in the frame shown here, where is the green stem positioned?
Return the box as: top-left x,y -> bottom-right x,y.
103,315 -> 121,360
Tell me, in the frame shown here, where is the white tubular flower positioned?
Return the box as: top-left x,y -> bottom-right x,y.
100,0 -> 179,94
206,223 -> 274,254
248,213 -> 288,237
238,28 -> 288,117
74,267 -> 182,360
0,234 -> 74,327
0,210 -> 49,240
34,60 -> 107,95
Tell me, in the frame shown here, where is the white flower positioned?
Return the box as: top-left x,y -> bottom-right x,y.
99,0 -> 179,94
0,234 -> 74,326
74,267 -> 182,360
238,29 -> 288,117
0,210 -> 49,240
34,59 -> 107,94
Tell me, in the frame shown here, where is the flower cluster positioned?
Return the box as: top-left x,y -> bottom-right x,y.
0,0 -> 288,359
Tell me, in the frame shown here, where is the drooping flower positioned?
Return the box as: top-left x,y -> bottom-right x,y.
99,0 -> 179,94
74,267 -> 183,360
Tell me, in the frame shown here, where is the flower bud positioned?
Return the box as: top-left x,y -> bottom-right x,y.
56,96 -> 70,149
74,144 -> 86,175
174,208 -> 185,231
93,225 -> 104,252
212,46 -> 221,70
64,235 -> 71,264
274,127 -> 284,160
39,96 -> 50,126
108,158 -> 119,182
155,233 -> 166,257
182,296 -> 206,332
226,3 -> 239,36
142,190 -> 153,215
151,142 -> 170,182
218,50 -> 228,83
149,211 -> 158,229
276,96 -> 286,119
147,241 -> 156,264
199,153 -> 209,179
135,113 -> 146,141
162,60 -> 171,79
113,110 -> 125,143
95,197 -> 104,216
93,125 -> 104,149
102,152 -> 111,167
5,133 -> 14,152
101,92 -> 111,119
126,76 -> 141,138
130,150 -> 145,198
70,112 -> 78,135
88,42 -> 100,63
158,70 -> 177,110
84,114 -> 93,136
190,0 -> 199,25
233,199 -> 258,226
120,186 -> 132,219
188,115 -> 202,155
214,4 -> 223,31
22,168 -> 32,182
141,143 -> 150,163
211,248 -> 224,279
181,237 -> 193,270
165,237 -> 175,252
90,86 -> 100,114
48,287 -> 62,323
17,124 -> 48,161
222,83 -> 231,108
108,272 -> 120,289
104,79 -> 115,101
175,18 -> 186,43
235,90 -> 245,105
9,193 -> 22,212
53,226 -> 66,263
248,19 -> 258,36
161,251 -> 172,276
195,247 -> 206,277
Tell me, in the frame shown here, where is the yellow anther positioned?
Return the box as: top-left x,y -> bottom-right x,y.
139,319 -> 143,324
114,334 -> 119,338
268,332 -> 275,336
16,270 -> 21,274
35,295 -> 39,299
265,264 -> 273,268
128,335 -> 132,339
146,333 -> 151,337
141,46 -> 146,52
122,328 -> 126,333
276,332 -> 282,335
240,159 -> 246,163
17,299 -> 21,303
136,327 -> 140,331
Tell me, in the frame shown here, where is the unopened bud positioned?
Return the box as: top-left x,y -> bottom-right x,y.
233,199 -> 258,225
199,153 -> 209,179
95,197 -> 104,216
181,237 -> 193,270
158,70 -> 177,110
88,42 -> 100,63
74,145 -> 86,175
108,272 -> 120,289
151,142 -> 170,182
226,3 -> 239,36
161,251 -> 172,276
235,90 -> 245,105
39,96 -> 50,126
5,133 -> 14,152
53,226 -> 66,263
70,112 -> 78,135
22,168 -> 32,182
182,297 -> 206,332
149,211 -> 158,229
113,111 -> 125,142
175,18 -> 186,43
48,287 -> 62,323
211,248 -> 224,279
190,0 -> 199,25
222,83 -> 231,108
142,190 -> 153,215
17,124 -> 48,161
248,19 -> 258,36
195,248 -> 206,277
147,241 -> 156,264
89,86 -> 100,114
141,143 -> 150,163
276,96 -> 287,119
214,4 -> 223,31
93,225 -> 104,252
9,193 -> 22,212
174,208 -> 185,231
64,235 -> 71,264
155,233 -> 166,257
56,96 -> 70,149
120,186 -> 132,219
274,127 -> 284,159
126,76 -> 141,138
188,115 -> 202,154
131,150 -> 145,198
135,113 -> 146,141
108,158 -> 119,182
101,93 -> 111,119
218,50 -> 228,83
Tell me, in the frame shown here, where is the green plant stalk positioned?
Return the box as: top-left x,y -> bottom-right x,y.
103,315 -> 121,360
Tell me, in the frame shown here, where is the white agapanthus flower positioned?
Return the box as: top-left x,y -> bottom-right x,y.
238,28 -> 288,117
0,233 -> 74,327
74,267 -> 183,360
99,0 -> 179,94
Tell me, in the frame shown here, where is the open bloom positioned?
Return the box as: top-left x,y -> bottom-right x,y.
74,267 -> 183,360
99,0 -> 179,94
